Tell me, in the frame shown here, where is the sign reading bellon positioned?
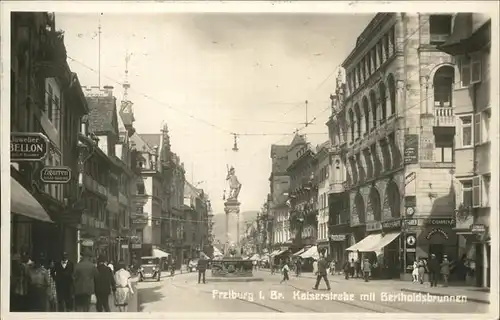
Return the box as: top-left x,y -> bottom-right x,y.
11,132 -> 49,162
40,166 -> 72,184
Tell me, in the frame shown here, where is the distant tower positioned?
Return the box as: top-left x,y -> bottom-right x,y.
119,51 -> 135,134
123,51 -> 131,102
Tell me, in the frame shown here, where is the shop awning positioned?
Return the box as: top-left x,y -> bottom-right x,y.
346,234 -> 383,252
300,245 -> 319,260
368,232 -> 401,252
293,247 -> 308,256
11,177 -> 53,223
152,248 -> 170,258
273,249 -> 288,257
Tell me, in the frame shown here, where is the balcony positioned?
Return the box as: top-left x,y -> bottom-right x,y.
434,105 -> 455,127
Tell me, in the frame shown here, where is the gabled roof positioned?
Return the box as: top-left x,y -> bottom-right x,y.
288,134 -> 306,151
86,96 -> 118,135
139,134 -> 161,150
130,132 -> 154,153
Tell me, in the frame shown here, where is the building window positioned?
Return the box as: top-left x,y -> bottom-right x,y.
378,41 -> 384,65
474,113 -> 481,145
370,90 -> 377,128
361,58 -> 366,83
458,115 -> 473,147
384,34 -> 390,59
137,184 -> 145,195
390,26 -> 396,53
47,84 -> 53,122
433,66 -> 454,108
434,132 -> 454,163
367,53 -> 372,75
481,108 -> 491,143
349,109 -> 355,143
472,176 -> 482,208
354,104 -> 362,138
461,180 -> 473,207
356,67 -> 361,88
460,54 -> 482,87
482,174 -> 491,207
362,97 -> 370,133
429,15 -> 452,45
379,82 -> 387,122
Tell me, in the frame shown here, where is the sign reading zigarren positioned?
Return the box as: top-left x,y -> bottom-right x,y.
40,166 -> 72,184
11,132 -> 49,161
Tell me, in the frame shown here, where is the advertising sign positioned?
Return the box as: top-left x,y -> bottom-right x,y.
425,218 -> 456,227
132,216 -> 148,224
404,134 -> 419,164
40,166 -> 72,184
11,132 -> 49,162
471,224 -> 486,233
382,219 -> 402,230
329,234 -> 347,241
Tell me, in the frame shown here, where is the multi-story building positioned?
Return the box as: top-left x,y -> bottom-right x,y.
129,131 -> 163,258
326,73 -> 351,265
10,12 -> 88,262
315,141 -> 331,256
183,182 -> 211,259
437,13 -> 491,288
286,134 -> 318,252
81,86 -> 135,262
268,144 -> 291,251
338,13 -> 463,280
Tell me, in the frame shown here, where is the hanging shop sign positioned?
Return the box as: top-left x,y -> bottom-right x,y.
81,239 -> 94,246
40,166 -> 72,183
470,224 -> 486,233
424,218 -> 455,227
329,234 -> 347,241
404,134 -> 419,164
11,132 -> 50,162
425,228 -> 449,240
121,244 -> 129,249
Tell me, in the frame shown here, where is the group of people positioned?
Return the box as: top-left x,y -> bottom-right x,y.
11,249 -> 134,312
412,254 -> 451,287
278,250 -> 332,290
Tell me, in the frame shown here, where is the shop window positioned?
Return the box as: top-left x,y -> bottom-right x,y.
458,115 -> 473,148
434,130 -> 454,163
429,15 -> 452,45
433,66 -> 454,108
460,54 -> 482,87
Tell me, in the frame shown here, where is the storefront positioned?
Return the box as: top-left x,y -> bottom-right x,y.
328,223 -> 351,264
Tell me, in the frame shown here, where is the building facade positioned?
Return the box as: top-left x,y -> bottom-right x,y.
315,141 -> 331,255
286,135 -> 318,252
10,12 -> 88,263
437,13 -> 491,288
338,13 -> 460,279
183,181 -> 211,259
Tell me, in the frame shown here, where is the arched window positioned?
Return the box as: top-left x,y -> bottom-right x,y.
355,192 -> 365,224
370,90 -> 378,128
433,66 -> 455,108
354,103 -> 362,138
348,109 -> 355,142
386,181 -> 401,218
379,82 -> 387,121
387,74 -> 396,116
362,96 -> 370,133
370,187 -> 382,221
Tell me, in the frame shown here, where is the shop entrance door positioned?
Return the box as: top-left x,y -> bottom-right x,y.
429,244 -> 444,261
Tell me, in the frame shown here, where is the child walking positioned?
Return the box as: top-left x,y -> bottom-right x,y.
280,261 -> 290,284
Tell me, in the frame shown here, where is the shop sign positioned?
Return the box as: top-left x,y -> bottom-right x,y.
425,218 -> 455,227
404,134 -> 419,164
121,244 -> 129,249
470,224 -> 486,233
366,221 -> 382,231
403,218 -> 418,227
40,166 -> 72,184
329,234 -> 346,241
406,248 -> 416,252
382,219 -> 401,229
131,244 -> 142,249
81,239 -> 94,246
425,228 -> 449,240
11,132 -> 49,162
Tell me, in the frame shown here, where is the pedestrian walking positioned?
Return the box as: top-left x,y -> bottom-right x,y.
280,261 -> 290,284
197,254 -> 208,284
313,253 -> 331,290
427,254 -> 440,287
73,249 -> 98,312
95,255 -> 116,312
295,258 -> 302,277
412,260 -> 419,283
349,258 -> 356,278
330,260 -> 336,276
54,252 -> 74,311
417,258 -> 427,284
440,255 -> 451,287
10,252 -> 30,311
362,258 -> 371,282
27,253 -> 50,312
343,260 -> 350,280
113,261 -> 134,312
47,260 -> 58,312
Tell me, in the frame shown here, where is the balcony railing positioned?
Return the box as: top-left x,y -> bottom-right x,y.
434,106 -> 455,127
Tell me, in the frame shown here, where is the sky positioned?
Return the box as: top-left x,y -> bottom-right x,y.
56,12 -> 375,214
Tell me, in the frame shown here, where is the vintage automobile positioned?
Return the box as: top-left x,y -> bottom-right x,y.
139,256 -> 161,282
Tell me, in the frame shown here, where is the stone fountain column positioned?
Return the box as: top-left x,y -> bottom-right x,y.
224,199 -> 241,256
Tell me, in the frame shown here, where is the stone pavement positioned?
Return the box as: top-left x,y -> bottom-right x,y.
259,269 -> 490,304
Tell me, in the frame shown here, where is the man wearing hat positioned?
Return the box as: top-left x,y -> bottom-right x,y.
54,252 -> 75,311
427,254 -> 440,287
73,249 -> 98,312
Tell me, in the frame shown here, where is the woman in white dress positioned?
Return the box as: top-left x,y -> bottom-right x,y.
412,260 -> 419,283
113,261 -> 134,312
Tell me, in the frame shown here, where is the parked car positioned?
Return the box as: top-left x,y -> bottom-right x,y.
139,256 -> 161,282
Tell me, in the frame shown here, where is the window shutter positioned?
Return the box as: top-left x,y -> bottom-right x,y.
472,176 -> 482,208
471,54 -> 482,83
461,57 -> 471,86
474,113 -> 481,145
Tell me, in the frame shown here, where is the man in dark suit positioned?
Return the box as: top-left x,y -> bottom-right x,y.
428,254 -> 440,287
94,255 -> 116,312
73,249 -> 98,312
54,252 -> 74,311
197,254 -> 208,284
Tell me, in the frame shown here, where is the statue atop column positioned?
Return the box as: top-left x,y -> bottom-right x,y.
225,166 -> 242,202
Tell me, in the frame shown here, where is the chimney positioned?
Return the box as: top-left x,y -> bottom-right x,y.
103,85 -> 114,97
